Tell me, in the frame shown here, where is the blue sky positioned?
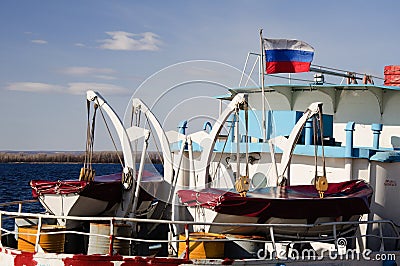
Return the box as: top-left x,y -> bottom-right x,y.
1,1 -> 400,151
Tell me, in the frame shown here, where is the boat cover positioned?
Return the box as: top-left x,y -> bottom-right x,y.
30,173 -> 123,203
177,180 -> 373,223
30,169 -> 163,201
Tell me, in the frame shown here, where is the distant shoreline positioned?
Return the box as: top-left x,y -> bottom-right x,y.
0,151 -> 162,164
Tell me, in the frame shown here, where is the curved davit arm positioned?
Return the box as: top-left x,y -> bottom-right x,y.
131,98 -> 174,184
189,93 -> 245,187
275,102 -> 323,179
86,90 -> 135,172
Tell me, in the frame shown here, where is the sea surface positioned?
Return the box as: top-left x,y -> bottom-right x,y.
0,163 -> 162,229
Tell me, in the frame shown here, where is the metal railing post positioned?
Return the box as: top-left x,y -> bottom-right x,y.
0,212 -> 2,246
109,218 -> 115,256
269,226 -> 277,258
34,216 -> 42,252
379,222 -> 385,251
185,224 -> 189,260
333,223 -> 337,250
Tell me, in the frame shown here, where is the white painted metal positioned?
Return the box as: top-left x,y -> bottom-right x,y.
131,130 -> 150,217
186,93 -> 245,188
187,136 -> 196,188
131,98 -> 174,184
87,90 -> 150,219
271,102 -> 322,184
38,194 -> 117,228
86,90 -> 136,171
246,87 -> 400,148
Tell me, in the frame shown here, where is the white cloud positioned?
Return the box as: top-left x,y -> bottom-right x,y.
59,66 -> 116,80
93,75 -> 116,80
74,43 -> 86,47
6,82 -> 62,93
98,31 -> 161,51
66,82 -> 130,95
31,39 -> 48,44
61,66 -> 115,76
6,82 -> 129,95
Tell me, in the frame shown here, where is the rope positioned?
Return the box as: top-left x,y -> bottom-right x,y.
142,110 -> 164,166
244,100 -> 249,178
279,113 -> 308,184
312,108 -> 328,198
212,117 -> 234,180
313,117 -> 318,182
83,100 -> 91,169
80,100 -> 96,181
96,98 -> 124,168
131,104 -> 164,166
88,104 -> 98,167
149,121 -> 164,165
134,106 -> 139,168
130,101 -> 135,127
318,106 -> 327,177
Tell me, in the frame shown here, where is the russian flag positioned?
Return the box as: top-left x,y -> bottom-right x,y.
264,39 -> 314,74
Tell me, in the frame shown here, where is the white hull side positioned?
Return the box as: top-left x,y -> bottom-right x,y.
187,207 -> 360,238
39,194 -> 117,217
38,194 -> 118,228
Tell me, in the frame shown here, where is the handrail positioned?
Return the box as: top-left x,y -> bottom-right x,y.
1,210 -> 399,259
1,209 -> 398,229
0,199 -> 37,207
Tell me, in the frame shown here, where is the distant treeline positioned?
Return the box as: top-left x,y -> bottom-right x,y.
0,151 -> 162,164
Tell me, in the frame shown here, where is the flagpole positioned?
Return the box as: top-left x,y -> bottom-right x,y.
260,29 -> 279,186
260,29 -> 266,142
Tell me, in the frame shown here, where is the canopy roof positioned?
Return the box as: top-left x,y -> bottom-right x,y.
215,84 -> 400,115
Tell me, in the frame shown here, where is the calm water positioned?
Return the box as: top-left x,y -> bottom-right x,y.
0,163 -> 122,205
0,163 -> 127,229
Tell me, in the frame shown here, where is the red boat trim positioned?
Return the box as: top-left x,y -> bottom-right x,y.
30,170 -> 162,202
30,173 -> 123,197
0,247 -> 192,266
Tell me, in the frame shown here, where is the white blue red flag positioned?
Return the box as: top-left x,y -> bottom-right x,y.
264,39 -> 314,74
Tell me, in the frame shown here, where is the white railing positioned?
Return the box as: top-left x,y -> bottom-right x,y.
0,199 -> 38,212
0,207 -> 399,260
